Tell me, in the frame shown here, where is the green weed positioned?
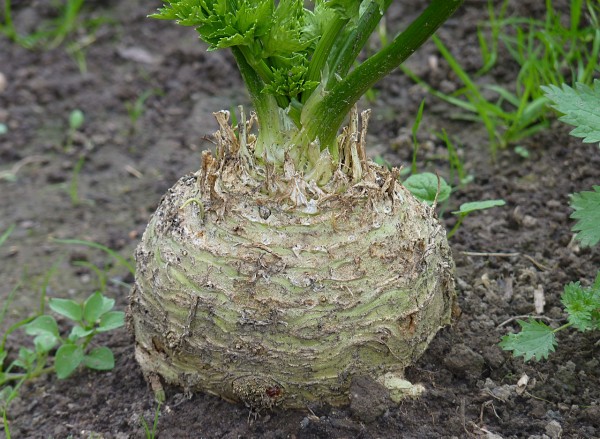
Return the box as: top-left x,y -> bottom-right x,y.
140,402 -> 162,439
0,236 -> 131,437
126,89 -> 162,133
500,80 -> 600,361
396,102 -> 504,238
2,0 -> 84,49
69,155 -> 85,207
403,0 -> 600,154
65,109 -> 85,151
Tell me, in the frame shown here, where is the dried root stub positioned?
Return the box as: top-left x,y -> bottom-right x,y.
128,110 -> 455,409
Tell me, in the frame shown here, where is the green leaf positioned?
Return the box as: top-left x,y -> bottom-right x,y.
542,80 -> 600,145
403,172 -> 451,205
13,347 -> 36,369
83,292 -> 115,324
561,280 -> 600,331
55,344 -> 84,379
33,334 -> 59,353
69,109 -> 85,130
452,199 -> 506,215
570,186 -> 600,247
260,0 -> 310,59
499,319 -> 556,362
83,347 -> 115,371
25,315 -> 59,338
0,385 -> 14,403
25,316 -> 60,352
49,298 -> 83,322
68,325 -> 95,341
514,146 -> 530,158
97,311 -> 125,332
152,0 -> 275,51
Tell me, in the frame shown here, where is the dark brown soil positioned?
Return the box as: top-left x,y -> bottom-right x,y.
1,1 -> 599,438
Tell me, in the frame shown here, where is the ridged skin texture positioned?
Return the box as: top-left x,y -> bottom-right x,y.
129,111 -> 455,408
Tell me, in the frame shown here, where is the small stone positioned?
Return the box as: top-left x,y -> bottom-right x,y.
0,72 -> 6,93
522,215 -> 538,227
300,417 -> 310,429
545,420 -> 562,439
117,46 -> 162,65
489,384 -> 514,402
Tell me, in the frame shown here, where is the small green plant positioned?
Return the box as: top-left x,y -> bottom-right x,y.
126,89 -> 162,133
448,199 -> 506,238
513,145 -> 530,159
2,0 -> 84,49
1,291 -> 124,385
403,172 -> 505,238
140,402 -> 162,439
26,292 -> 125,379
403,0 -> 600,153
500,79 -> 600,361
500,276 -> 600,361
69,155 -> 86,206
1,291 -> 124,436
394,102 -> 504,237
1,236 -> 132,437
65,109 -> 85,151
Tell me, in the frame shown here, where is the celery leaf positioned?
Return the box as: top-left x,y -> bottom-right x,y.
570,186 -> 600,247
499,319 -> 556,362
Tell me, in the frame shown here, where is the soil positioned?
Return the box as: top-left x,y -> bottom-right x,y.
1,1 -> 599,438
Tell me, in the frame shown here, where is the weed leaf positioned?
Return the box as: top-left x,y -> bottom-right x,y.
68,325 -> 94,341
49,298 -> 82,322
561,280 -> 600,331
13,348 -> 36,369
33,334 -> 59,353
55,344 -> 84,379
97,311 -> 125,332
499,319 -> 556,362
83,347 -> 115,371
25,315 -> 59,338
570,186 -> 600,247
68,109 -> 85,130
452,199 -> 506,215
0,385 -> 14,403
83,292 -> 115,323
403,172 -> 451,204
542,80 -> 600,145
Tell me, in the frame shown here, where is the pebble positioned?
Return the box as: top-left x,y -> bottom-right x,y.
0,71 -> 6,93
545,420 -> 562,439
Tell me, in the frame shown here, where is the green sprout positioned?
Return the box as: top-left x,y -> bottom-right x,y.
65,109 -> 85,151
448,199 -> 506,238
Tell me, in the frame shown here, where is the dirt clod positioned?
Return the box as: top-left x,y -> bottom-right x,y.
349,376 -> 393,423
443,343 -> 485,379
